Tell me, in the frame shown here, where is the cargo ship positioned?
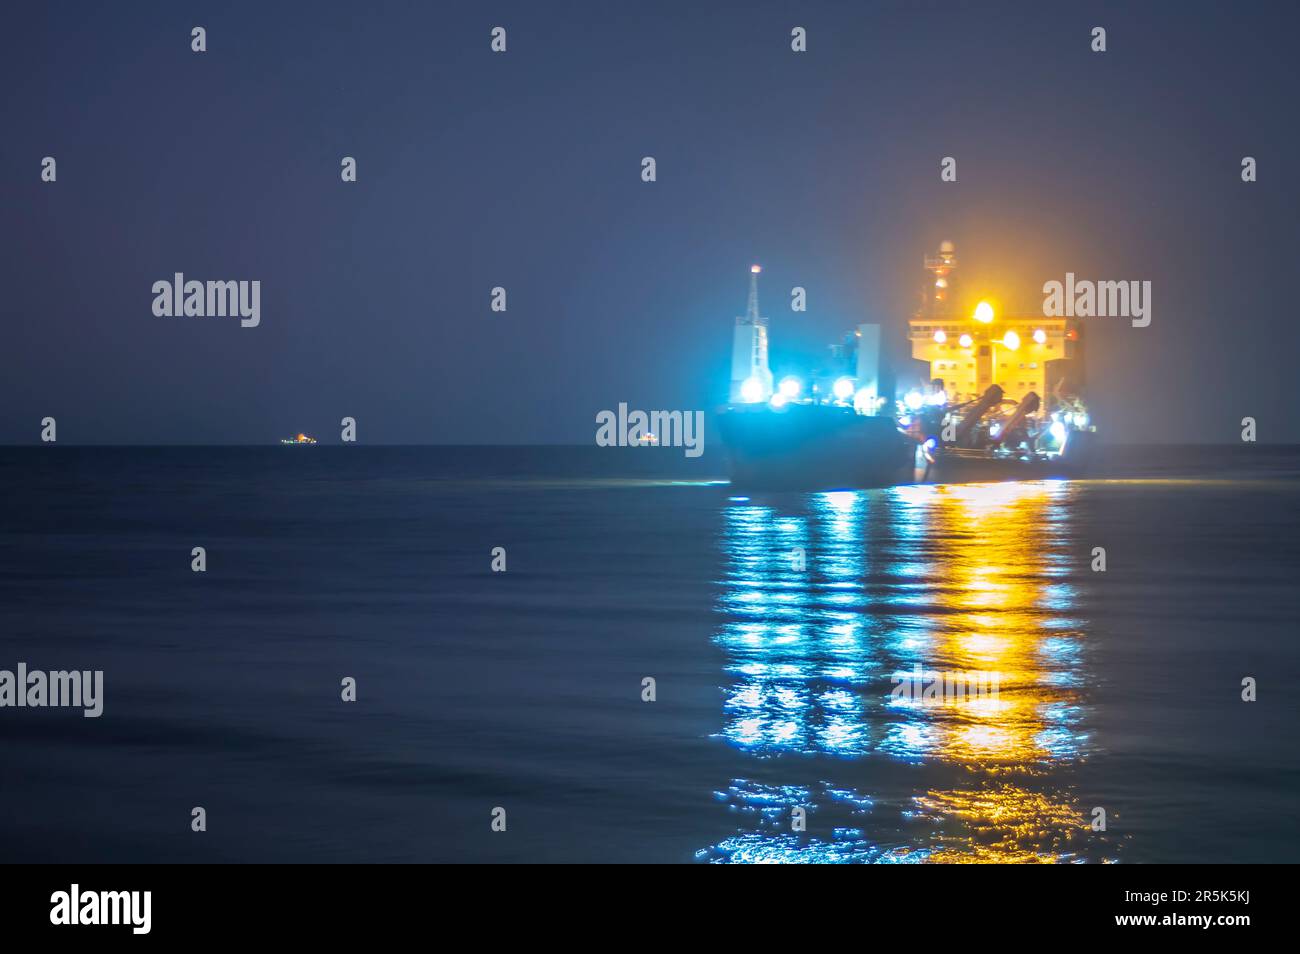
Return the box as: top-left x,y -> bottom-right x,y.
718,245 -> 1096,490
280,433 -> 317,445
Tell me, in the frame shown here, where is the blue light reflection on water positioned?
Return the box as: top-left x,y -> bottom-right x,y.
704,481 -> 1112,863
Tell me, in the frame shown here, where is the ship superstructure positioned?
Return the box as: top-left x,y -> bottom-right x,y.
908,242 -> 1085,408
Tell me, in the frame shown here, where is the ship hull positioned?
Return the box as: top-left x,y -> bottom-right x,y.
719,406 -> 1097,490
718,405 -> 912,490
913,431 -> 1096,484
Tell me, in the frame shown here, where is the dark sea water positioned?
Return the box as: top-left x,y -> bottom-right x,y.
1,445 -> 1298,863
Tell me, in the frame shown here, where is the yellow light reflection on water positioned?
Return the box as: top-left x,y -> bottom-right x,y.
705,481 -> 1108,863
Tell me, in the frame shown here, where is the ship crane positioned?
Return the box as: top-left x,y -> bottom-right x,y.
953,384 -> 1004,447
991,391 -> 1041,448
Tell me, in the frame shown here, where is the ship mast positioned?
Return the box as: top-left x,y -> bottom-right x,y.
729,265 -> 774,403
922,240 -> 958,318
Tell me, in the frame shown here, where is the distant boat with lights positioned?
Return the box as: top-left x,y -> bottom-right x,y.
280,433 -> 317,445
718,246 -> 1096,490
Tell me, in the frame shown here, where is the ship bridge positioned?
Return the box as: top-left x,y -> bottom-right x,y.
909,312 -> 1083,406
909,244 -> 1084,406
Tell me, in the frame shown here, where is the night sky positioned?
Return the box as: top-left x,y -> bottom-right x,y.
3,1 -> 1297,445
